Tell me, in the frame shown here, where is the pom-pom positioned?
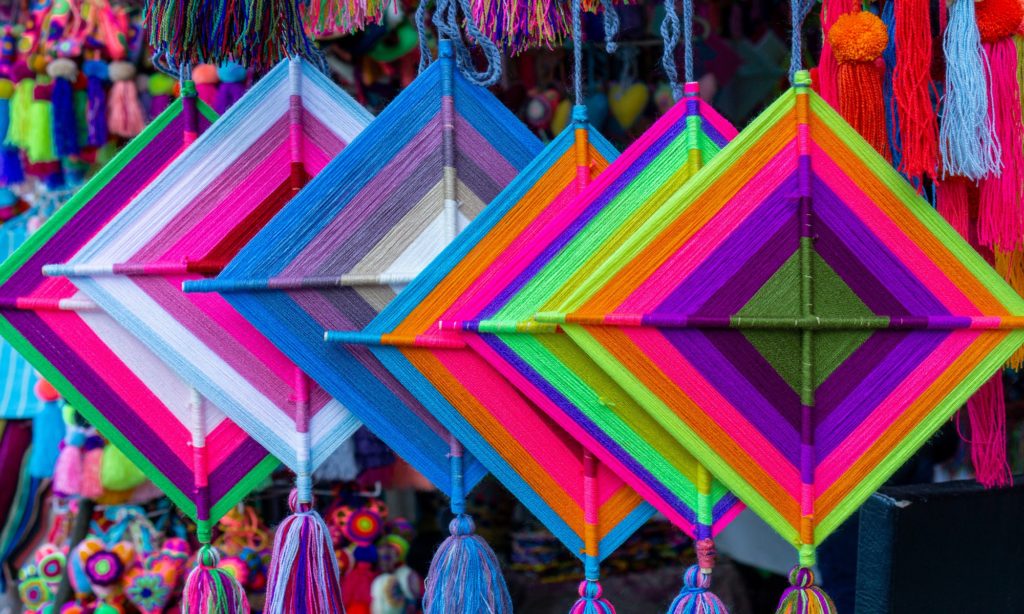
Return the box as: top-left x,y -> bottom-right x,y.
46,58 -> 78,81
192,65 -> 219,85
0,78 -> 14,99
148,73 -> 176,97
265,491 -> 345,614
774,567 -> 836,614
182,546 -> 250,614
217,62 -> 247,84
34,379 -> 59,401
107,61 -> 136,83
667,565 -> 728,614
569,580 -> 615,614
829,12 -> 888,63
422,514 -> 512,614
99,444 -> 146,491
977,0 -> 1024,42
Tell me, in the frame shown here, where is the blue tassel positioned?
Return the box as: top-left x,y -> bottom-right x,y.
667,565 -> 728,614
422,513 -> 512,614
939,0 -> 1001,180
0,98 -> 23,185
51,77 -> 79,158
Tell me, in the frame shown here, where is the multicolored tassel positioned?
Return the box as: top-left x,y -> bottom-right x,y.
774,567 -> 836,614
182,546 -> 250,614
423,440 -> 512,614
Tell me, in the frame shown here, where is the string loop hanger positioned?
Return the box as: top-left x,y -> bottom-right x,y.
414,0 -> 503,87
788,0 -> 817,84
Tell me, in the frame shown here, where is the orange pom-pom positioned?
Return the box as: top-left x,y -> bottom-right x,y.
191,64 -> 219,85
977,0 -> 1024,42
829,11 -> 889,63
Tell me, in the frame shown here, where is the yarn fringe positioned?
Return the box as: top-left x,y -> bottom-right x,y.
965,373 -> 1012,488
977,37 -> 1024,251
423,513 -> 512,614
470,0 -> 615,54
5,78 -> 34,149
667,565 -> 728,614
304,0 -> 396,37
146,0 -> 325,74
836,61 -> 890,160
775,567 -> 836,614
51,77 -> 79,157
264,494 -> 345,614
83,60 -> 109,147
182,546 -> 250,614
26,93 -> 56,164
935,176 -> 971,238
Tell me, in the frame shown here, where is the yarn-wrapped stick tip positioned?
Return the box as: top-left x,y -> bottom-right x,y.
775,567 -> 836,614
182,546 -> 250,614
570,579 -> 616,614
423,513 -> 513,614
264,489 -> 345,614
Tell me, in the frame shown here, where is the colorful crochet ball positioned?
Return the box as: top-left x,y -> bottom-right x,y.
344,509 -> 384,547
85,551 -> 125,588
19,577 -> 51,610
124,570 -> 172,612
977,0 -> 1024,42
828,11 -> 888,63
37,551 -> 66,585
217,555 -> 250,587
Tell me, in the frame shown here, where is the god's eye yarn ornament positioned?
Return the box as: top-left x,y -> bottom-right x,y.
51,58 -> 370,478
538,69 -> 1024,611
0,88 -> 277,522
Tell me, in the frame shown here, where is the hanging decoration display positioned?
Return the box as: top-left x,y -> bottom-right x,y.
537,61 -> 1024,614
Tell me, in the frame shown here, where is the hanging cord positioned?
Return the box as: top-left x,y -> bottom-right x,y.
789,0 -> 816,83
682,0 -> 693,82
573,0 -> 585,105
660,0 -> 683,102
431,0 -> 503,87
417,0 -> 433,73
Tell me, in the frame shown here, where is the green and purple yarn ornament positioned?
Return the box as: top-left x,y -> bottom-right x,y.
85,550 -> 124,588
19,577 -> 51,611
775,567 -> 836,614
125,570 -> 173,614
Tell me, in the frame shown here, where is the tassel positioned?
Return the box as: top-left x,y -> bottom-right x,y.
667,565 -> 728,614
27,80 -> 56,164
81,442 -> 105,500
569,580 -> 615,614
935,177 -> 972,238
941,0 -> 1002,180
48,59 -> 79,158
264,490 -> 345,614
107,61 -> 145,138
83,60 -> 108,147
192,65 -> 219,110
965,373 -> 1012,487
893,0 -> 939,182
5,66 -> 34,149
0,79 -> 24,185
818,0 -> 860,108
976,0 -> 1024,251
829,11 -> 891,159
342,549 -> 377,613
53,426 -> 85,497
775,567 -> 836,614
182,546 -> 250,614
215,62 -> 247,114
423,513 -> 511,613
881,0 -> 903,169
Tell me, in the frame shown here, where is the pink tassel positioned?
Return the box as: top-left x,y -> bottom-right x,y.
978,37 -> 1024,251
52,428 -> 84,497
107,61 -> 145,138
965,374 -> 1012,488
81,446 -> 105,499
